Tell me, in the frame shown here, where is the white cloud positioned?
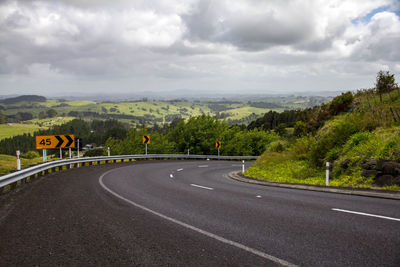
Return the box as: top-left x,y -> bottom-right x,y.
0,0 -> 399,96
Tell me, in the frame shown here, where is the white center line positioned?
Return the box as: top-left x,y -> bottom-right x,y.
190,184 -> 214,190
198,165 -> 209,168
256,195 -> 262,198
177,168 -> 183,172
170,174 -> 174,178
99,169 -> 296,267
332,208 -> 400,222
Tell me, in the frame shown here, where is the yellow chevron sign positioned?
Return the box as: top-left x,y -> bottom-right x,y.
36,134 -> 75,149
142,135 -> 150,144
216,141 -> 221,149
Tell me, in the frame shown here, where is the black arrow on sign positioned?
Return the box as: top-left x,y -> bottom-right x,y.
144,135 -> 150,144
216,141 -> 221,148
55,135 -> 64,148
65,135 -> 74,147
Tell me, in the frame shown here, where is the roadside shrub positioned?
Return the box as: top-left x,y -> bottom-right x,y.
291,135 -> 313,159
21,150 -> 40,159
328,92 -> 354,115
267,140 -> 288,152
293,121 -> 308,137
310,115 -> 358,166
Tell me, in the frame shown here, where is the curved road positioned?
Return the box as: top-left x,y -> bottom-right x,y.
1,160 -> 400,266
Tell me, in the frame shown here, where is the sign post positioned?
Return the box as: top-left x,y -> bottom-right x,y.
16,150 -> 21,170
216,141 -> 221,157
43,149 -> 47,163
142,135 -> 150,155
60,148 -> 62,159
77,138 -> 80,158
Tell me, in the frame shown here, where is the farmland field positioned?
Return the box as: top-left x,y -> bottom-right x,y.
0,95 -> 330,139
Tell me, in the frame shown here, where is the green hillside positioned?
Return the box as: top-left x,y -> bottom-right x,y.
245,71 -> 400,190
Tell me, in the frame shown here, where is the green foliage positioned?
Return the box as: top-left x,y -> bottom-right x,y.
21,150 -> 40,159
223,128 -> 279,156
291,135 -> 313,159
293,121 -> 307,137
168,115 -> 229,155
376,70 -> 397,102
267,140 -> 288,152
309,115 -> 358,166
245,152 -> 324,185
328,92 -> 354,115
274,123 -> 287,136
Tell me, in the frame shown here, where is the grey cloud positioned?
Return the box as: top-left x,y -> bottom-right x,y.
182,0 -> 315,51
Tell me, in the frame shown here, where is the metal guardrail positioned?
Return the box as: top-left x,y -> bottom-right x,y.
0,154 -> 258,189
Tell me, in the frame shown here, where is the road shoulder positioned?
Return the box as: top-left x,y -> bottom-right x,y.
228,171 -> 400,200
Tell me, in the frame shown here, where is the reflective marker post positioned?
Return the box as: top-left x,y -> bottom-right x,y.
326,162 -> 330,186
242,160 -> 245,174
16,150 -> 21,171
107,147 -> 110,157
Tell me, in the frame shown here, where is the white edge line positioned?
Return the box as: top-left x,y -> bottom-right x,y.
332,208 -> 400,222
99,169 -> 297,267
190,184 -> 214,190
177,168 -> 183,172
198,165 -> 209,168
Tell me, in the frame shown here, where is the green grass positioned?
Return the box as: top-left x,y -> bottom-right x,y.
0,117 -> 75,140
0,154 -> 43,174
245,152 -> 325,185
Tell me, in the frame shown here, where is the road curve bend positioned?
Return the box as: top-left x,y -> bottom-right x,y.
1,160 -> 400,266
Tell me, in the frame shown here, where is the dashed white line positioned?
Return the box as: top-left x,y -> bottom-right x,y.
256,195 -> 262,198
177,168 -> 183,172
332,208 -> 400,222
198,165 -> 209,168
170,174 -> 174,178
99,169 -> 296,267
190,184 -> 214,190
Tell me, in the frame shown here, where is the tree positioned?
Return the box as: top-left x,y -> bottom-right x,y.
0,111 -> 6,124
328,92 -> 354,115
376,70 -> 397,103
47,109 -> 57,118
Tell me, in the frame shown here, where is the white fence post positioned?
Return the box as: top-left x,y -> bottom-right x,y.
16,150 -> 21,171
326,162 -> 330,186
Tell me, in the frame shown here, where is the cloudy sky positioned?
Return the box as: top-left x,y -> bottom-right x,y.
0,0 -> 399,97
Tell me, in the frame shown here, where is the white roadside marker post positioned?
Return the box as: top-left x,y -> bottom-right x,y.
326,162 -> 330,186
242,160 -> 245,174
16,150 -> 21,170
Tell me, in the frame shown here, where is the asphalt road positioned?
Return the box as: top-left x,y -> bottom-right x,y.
1,160 -> 399,266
